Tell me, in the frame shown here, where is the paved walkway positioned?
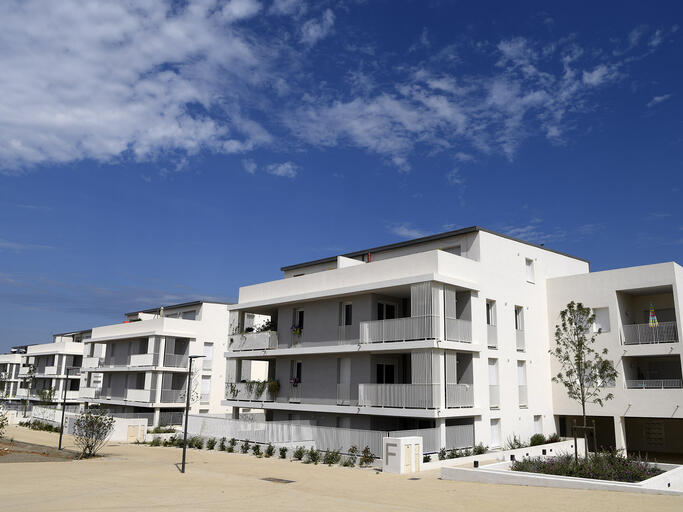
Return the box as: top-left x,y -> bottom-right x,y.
1,425 -> 681,511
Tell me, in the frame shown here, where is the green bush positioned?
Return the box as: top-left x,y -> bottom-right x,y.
0,412 -> 8,439
190,436 -> 204,449
323,449 -> 341,466
472,443 -> 488,455
447,449 -> 457,459
345,445 -> 359,467
359,446 -> 375,466
305,448 -> 320,464
530,434 -> 546,446
423,454 -> 432,463
219,437 -> 227,451
150,436 -> 162,447
206,437 -> 217,450
505,434 -> 528,450
438,447 -> 447,460
547,433 -> 561,443
21,419 -> 62,433
174,435 -> 185,448
511,450 -> 663,483
265,443 -> 275,457
241,440 -> 251,454
279,446 -> 288,459
293,446 -> 306,461
149,426 -> 175,434
252,444 -> 262,456
229,437 -> 237,448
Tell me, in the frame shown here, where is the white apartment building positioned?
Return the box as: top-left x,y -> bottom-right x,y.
0,352 -> 22,401
222,226 -> 589,451
547,262 -> 682,457
81,301 -> 235,427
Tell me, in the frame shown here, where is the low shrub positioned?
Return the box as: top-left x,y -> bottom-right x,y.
174,435 -> 185,448
293,446 -> 306,461
438,447 -> 447,461
219,437 -> 227,451
472,443 -> 488,455
265,443 -> 275,458
342,456 -> 355,467
546,433 -> 561,443
252,444 -> 262,457
279,446 -> 288,459
447,449 -> 457,459
505,434 -> 528,450
346,445 -> 359,466
529,434 -> 546,446
150,436 -> 162,447
305,448 -> 320,464
206,437 -> 217,450
423,454 -> 432,463
323,449 -> 341,466
148,426 -> 175,434
190,436 -> 204,449
241,440 -> 251,454
359,446 -> 375,466
20,419 -> 61,433
511,450 -> 663,483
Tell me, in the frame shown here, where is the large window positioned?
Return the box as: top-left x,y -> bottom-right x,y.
514,306 -> 524,331
376,363 -> 395,384
340,302 -> 353,326
486,300 -> 496,326
377,302 -> 396,320
293,309 -> 305,330
593,307 -> 611,333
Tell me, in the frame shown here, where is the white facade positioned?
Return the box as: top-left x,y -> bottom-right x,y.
223,227 -> 589,451
0,353 -> 22,400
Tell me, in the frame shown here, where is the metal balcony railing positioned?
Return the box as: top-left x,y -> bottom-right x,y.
163,354 -> 188,368
446,383 -> 474,408
160,389 -> 185,403
623,322 -> 678,345
360,315 -> 440,344
445,319 -> 472,343
358,383 -> 438,408
336,382 -> 356,405
224,382 -> 275,402
228,331 -> 279,351
625,379 -> 683,389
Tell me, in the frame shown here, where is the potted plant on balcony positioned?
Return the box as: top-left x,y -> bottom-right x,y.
267,380 -> 280,396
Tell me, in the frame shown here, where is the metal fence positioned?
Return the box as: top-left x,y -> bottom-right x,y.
625,379 -> 683,389
358,383 -> 437,408
622,322 -> 678,345
360,315 -> 440,343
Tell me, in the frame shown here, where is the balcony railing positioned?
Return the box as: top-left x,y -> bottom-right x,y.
101,353 -> 158,368
518,384 -> 528,406
225,382 -> 275,402
445,318 -> 472,343
338,325 -> 359,344
82,356 -> 102,368
360,315 -> 439,344
489,384 -> 500,408
163,354 -> 188,368
446,383 -> 474,408
288,383 -> 302,403
126,388 -> 153,403
336,382 -> 356,405
160,389 -> 185,403
129,353 -> 156,367
358,383 -> 438,408
516,330 -> 525,351
42,365 -> 58,375
229,331 -> 279,351
623,322 -> 678,345
625,379 -> 683,389
487,325 -> 498,348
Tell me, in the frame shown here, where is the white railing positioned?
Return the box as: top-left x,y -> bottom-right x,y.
228,331 -> 279,351
489,384 -> 500,408
82,356 -> 102,368
518,385 -> 528,406
625,379 -> 683,389
126,388 -> 153,403
360,315 -> 439,343
163,354 -> 188,368
487,325 -> 498,348
446,383 -> 474,408
391,427 -> 441,453
336,382 -> 355,405
160,389 -> 185,403
288,383 -> 302,403
358,383 -> 437,408
225,382 -> 275,402
623,322 -> 678,345
129,353 -> 155,367
80,387 -> 99,399
445,318 -> 472,342
42,365 -> 58,375
516,330 -> 525,351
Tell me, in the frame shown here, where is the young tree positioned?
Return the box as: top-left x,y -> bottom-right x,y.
0,409 -> 7,439
550,302 -> 618,440
73,410 -> 115,458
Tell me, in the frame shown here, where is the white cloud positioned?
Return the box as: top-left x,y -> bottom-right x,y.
647,94 -> 672,108
0,238 -> 53,251
388,223 -> 428,239
269,0 -> 306,16
221,0 -> 262,22
242,159 -> 257,174
266,161 -> 298,178
582,64 -> 618,86
446,168 -> 465,185
301,9 -> 335,45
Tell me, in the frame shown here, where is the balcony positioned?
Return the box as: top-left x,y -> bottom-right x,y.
487,325 -> 498,348
358,383 -> 438,409
446,383 -> 474,408
126,389 -> 153,402
625,379 -> 683,389
82,357 -> 102,368
160,389 -> 185,403
80,387 -> 99,399
336,382 -> 356,405
516,330 -> 525,351
42,365 -> 58,375
623,322 -> 678,345
129,353 -> 156,366
89,317 -> 196,342
229,331 -> 279,351
225,382 -> 275,402
360,316 -> 439,344
518,385 -> 528,407
445,319 -> 473,343
489,384 -> 500,408
163,354 -> 188,368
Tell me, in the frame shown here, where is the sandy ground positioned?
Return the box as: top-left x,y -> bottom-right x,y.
1,425 -> 681,511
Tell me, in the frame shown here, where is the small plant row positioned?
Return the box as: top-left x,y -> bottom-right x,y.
147,426 -> 176,434
506,432 -> 562,450
18,419 -> 62,433
148,435 -> 376,466
437,442 -> 488,461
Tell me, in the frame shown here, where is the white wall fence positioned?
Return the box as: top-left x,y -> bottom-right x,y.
186,415 -> 475,455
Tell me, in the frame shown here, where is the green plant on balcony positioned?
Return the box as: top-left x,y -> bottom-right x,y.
254,319 -> 275,333
227,383 -> 239,399
266,380 -> 280,395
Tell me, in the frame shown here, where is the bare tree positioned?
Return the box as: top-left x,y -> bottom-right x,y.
73,410 -> 115,458
550,301 -> 618,441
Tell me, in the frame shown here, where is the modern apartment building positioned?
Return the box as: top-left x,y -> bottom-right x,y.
222,226 -> 590,450
547,262 -> 683,457
0,352 -> 22,401
81,301 -> 235,427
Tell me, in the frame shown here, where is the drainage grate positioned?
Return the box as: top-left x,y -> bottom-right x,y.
262,477 -> 295,484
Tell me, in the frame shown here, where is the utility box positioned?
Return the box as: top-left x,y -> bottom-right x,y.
382,436 -> 422,474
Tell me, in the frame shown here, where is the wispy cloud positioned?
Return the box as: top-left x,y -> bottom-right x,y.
267,161 -> 298,178
242,159 -> 257,174
301,8 -> 335,46
388,223 -> 429,239
647,94 -> 672,108
0,238 -> 53,251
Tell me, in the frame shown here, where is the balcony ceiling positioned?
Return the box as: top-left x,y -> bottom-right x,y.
617,284 -> 673,296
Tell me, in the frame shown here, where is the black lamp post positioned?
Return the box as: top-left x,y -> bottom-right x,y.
181,355 -> 204,473
58,366 -> 78,450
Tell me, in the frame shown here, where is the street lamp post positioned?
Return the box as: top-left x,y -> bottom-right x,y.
58,367 -> 77,450
181,355 -> 204,473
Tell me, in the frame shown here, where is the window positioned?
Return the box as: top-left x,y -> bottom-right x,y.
376,363 -> 395,384
525,258 -> 535,283
135,373 -> 145,390
181,310 -> 197,320
514,306 -> 524,331
201,376 -> 211,396
340,302 -> 352,326
517,361 -> 528,407
490,419 -> 501,448
488,359 -> 499,385
593,307 -> 610,333
534,415 -> 542,434
203,343 -> 213,361
291,360 -> 302,383
486,300 -> 496,326
293,309 -> 305,330
443,245 -> 461,256
377,302 -> 396,320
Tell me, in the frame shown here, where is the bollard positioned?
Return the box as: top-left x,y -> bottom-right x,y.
474,460 -> 479,468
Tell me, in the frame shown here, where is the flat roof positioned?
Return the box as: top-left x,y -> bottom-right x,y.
125,300 -> 234,316
281,225 -> 590,271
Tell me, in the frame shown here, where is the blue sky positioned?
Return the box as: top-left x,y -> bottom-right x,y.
1,0 -> 681,351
